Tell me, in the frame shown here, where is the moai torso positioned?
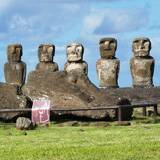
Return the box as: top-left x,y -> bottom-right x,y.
130,38 -> 154,88
4,44 -> 26,88
96,38 -> 120,88
36,44 -> 58,72
64,43 -> 88,75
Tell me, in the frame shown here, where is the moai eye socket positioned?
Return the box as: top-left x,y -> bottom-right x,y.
110,40 -> 116,47
76,46 -> 82,53
67,46 -> 72,53
144,41 -> 150,46
100,40 -> 105,45
47,47 -> 53,54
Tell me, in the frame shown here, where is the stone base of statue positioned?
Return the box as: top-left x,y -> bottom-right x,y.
0,82 -> 32,121
22,70 -> 132,121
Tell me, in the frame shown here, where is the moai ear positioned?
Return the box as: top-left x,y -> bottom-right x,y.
7,44 -> 22,62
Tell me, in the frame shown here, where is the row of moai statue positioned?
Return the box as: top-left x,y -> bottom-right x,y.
4,37 -> 154,92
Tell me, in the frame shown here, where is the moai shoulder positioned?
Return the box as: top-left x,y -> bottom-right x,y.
36,44 -> 59,72
4,44 -> 26,90
64,43 -> 88,75
130,37 -> 154,88
96,38 -> 120,88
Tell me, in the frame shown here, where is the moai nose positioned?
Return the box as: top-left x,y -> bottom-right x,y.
140,40 -> 145,49
10,47 -> 16,54
71,46 -> 76,54
105,41 -> 110,49
43,46 -> 47,52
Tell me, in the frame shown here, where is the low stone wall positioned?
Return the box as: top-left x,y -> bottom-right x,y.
101,86 -> 160,104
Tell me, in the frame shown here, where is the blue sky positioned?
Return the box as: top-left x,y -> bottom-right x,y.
0,0 -> 160,87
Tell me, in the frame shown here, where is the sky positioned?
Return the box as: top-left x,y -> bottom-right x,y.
0,0 -> 160,88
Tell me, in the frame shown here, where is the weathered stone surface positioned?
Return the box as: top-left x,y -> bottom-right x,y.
64,43 -> 88,75
92,121 -> 110,127
132,38 -> 151,57
0,82 -> 32,121
3,125 -> 16,130
66,121 -> 78,126
101,87 -> 160,104
130,37 -> 154,88
16,117 -> 36,130
96,38 -> 119,88
36,62 -> 58,72
38,44 -> 55,62
4,44 -> 26,91
4,62 -> 26,88
114,121 -> 131,126
64,62 -> 88,75
80,122 -> 89,127
36,44 -> 58,72
66,43 -> 84,62
96,58 -> 120,88
39,123 -> 49,129
99,38 -> 117,59
22,70 -> 132,120
7,44 -> 22,62
130,57 -> 154,88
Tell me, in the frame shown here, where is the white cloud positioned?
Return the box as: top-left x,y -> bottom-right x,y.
81,7 -> 148,39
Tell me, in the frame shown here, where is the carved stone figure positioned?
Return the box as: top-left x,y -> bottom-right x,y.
36,44 -> 58,72
130,37 -> 154,88
64,43 -> 88,75
96,38 -> 120,88
4,44 -> 26,91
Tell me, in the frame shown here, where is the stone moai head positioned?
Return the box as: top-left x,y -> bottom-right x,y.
99,38 -> 117,59
66,43 -> 84,62
38,44 -> 55,62
7,44 -> 22,62
132,37 -> 151,57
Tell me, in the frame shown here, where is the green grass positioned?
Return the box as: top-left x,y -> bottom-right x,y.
0,118 -> 160,160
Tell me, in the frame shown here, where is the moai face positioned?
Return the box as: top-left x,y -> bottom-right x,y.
38,44 -> 55,62
132,38 -> 151,57
7,44 -> 22,62
99,38 -> 117,59
66,43 -> 84,62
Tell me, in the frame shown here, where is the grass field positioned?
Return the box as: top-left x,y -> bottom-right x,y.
0,117 -> 160,160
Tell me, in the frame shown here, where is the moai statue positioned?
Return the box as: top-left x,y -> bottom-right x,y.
64,43 -> 88,75
130,37 -> 154,88
4,44 -> 26,92
96,38 -> 120,88
36,44 -> 58,72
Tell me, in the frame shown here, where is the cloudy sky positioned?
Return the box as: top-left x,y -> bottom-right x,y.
0,0 -> 160,87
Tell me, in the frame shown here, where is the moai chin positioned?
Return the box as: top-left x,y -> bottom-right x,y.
130,37 -> 154,88
36,44 -> 59,72
4,44 -> 26,92
64,43 -> 88,75
96,38 -> 120,88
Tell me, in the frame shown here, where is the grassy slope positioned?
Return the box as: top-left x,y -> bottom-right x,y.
0,121 -> 160,160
